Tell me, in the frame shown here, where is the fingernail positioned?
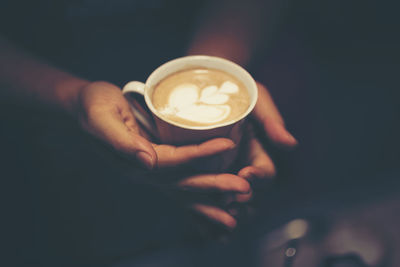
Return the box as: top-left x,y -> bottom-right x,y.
136,151 -> 154,169
242,187 -> 252,194
242,190 -> 252,196
235,191 -> 253,203
225,140 -> 236,149
239,188 -> 252,196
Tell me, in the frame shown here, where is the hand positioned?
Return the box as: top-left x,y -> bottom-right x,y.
76,81 -> 236,169
219,82 -> 298,220
238,82 -> 297,193
252,82 -> 298,148
172,82 -> 298,231
236,81 -> 297,181
138,169 -> 250,231
183,125 -> 275,231
75,81 -> 296,231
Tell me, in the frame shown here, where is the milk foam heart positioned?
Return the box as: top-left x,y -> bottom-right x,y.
168,83 -> 199,109
176,104 -> 231,124
160,81 -> 238,124
152,68 -> 250,127
219,81 -> 239,94
200,85 -> 229,105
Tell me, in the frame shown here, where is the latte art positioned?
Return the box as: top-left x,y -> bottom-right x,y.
152,68 -> 250,127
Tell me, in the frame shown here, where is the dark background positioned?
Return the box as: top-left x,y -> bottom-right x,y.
1,0 -> 399,266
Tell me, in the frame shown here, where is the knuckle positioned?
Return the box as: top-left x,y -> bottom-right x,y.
187,144 -> 201,158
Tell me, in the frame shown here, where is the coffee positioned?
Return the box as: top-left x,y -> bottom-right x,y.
152,68 -> 250,127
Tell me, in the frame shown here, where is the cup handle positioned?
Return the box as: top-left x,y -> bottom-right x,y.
122,81 -> 158,139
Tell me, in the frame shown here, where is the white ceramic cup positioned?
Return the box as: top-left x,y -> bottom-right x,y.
122,55 -> 258,170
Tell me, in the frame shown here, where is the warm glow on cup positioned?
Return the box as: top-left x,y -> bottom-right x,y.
122,55 -> 258,171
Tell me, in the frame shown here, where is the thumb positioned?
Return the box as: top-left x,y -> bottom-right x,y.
83,103 -> 157,169
252,82 -> 298,147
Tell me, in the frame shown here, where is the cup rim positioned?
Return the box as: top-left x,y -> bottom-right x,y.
144,55 -> 258,130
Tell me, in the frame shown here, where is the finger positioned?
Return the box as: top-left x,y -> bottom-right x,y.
230,137 -> 275,203
192,203 -> 237,230
178,173 -> 250,194
153,138 -> 235,168
263,116 -> 298,148
224,189 -> 253,204
84,101 -> 157,169
252,82 -> 298,147
238,137 -> 276,180
253,82 -> 284,124
235,141 -> 274,202
234,190 -> 253,203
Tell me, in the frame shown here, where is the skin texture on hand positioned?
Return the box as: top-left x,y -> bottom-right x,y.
76,80 -> 297,230
252,83 -> 298,147
187,82 -> 298,230
77,81 -> 236,169
75,81 -> 252,230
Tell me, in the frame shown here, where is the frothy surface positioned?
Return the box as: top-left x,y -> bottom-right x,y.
152,68 -> 249,127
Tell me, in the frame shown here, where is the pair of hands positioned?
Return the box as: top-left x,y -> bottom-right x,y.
76,80 -> 297,229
